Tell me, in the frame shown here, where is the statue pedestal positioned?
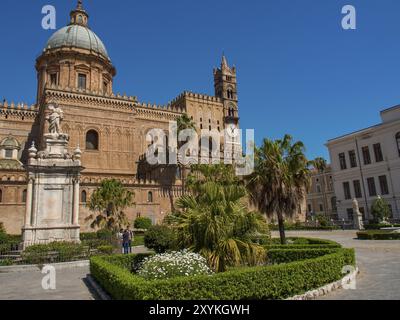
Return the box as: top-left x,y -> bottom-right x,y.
22,133 -> 83,249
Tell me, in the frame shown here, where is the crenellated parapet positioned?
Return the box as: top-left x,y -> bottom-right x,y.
169,91 -> 222,104
44,86 -> 137,112
0,101 -> 39,120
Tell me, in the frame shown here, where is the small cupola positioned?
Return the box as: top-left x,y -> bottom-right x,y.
69,0 -> 89,27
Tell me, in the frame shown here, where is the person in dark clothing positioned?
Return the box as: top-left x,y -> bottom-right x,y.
122,229 -> 130,254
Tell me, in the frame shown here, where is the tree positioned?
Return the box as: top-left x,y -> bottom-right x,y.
168,164 -> 268,272
176,113 -> 196,194
371,196 -> 391,223
86,179 -> 134,232
246,135 -> 310,244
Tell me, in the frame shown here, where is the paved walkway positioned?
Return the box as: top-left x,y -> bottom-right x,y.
1,236 -> 399,300
272,231 -> 400,300
0,246 -> 149,300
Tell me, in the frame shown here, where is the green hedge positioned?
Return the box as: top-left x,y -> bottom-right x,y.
266,237 -> 341,250
364,224 -> 400,230
357,231 -> 400,240
267,248 -> 340,264
22,242 -> 89,264
269,224 -> 338,231
90,248 -> 355,300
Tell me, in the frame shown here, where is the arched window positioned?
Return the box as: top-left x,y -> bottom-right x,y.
81,190 -> 87,203
396,132 -> 400,157
86,130 -> 99,150
22,190 -> 27,203
148,191 -> 153,203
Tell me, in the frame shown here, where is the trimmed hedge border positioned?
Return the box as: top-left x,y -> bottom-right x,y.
90,248 -> 355,300
357,230 -> 400,240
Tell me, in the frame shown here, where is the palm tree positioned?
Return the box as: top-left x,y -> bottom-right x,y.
176,113 -> 196,194
86,179 -> 134,232
311,157 -> 329,220
247,135 -> 310,244
168,164 -> 267,272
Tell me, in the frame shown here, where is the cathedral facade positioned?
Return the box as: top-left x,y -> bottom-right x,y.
0,1 -> 240,234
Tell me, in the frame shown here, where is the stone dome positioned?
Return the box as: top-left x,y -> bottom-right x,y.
45,25 -> 110,60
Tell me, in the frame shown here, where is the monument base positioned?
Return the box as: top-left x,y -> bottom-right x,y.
22,225 -> 80,249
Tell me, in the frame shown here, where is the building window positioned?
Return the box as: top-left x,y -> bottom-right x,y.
362,146 -> 371,165
147,191 -> 153,203
0,190 -> 2,203
307,204 -> 312,213
379,175 -> 389,195
22,190 -> 27,203
316,184 -> 321,193
343,182 -> 351,200
396,132 -> 400,157
353,180 -> 362,199
319,204 -> 324,212
86,130 -> 99,150
347,208 -> 354,221
5,149 -> 13,159
78,73 -> 87,90
339,153 -> 347,170
349,150 -> 357,168
373,143 -> 383,162
50,73 -> 58,86
367,177 -> 377,197
81,190 -> 87,203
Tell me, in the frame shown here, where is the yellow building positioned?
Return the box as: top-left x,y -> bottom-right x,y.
0,1 -> 240,234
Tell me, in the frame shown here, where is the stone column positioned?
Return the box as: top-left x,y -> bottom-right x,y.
73,178 -> 80,226
24,178 -> 33,227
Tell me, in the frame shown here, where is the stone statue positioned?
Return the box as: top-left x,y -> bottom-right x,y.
46,104 -> 64,135
352,199 -> 364,230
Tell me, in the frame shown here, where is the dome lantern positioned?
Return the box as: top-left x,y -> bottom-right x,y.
70,0 -> 89,27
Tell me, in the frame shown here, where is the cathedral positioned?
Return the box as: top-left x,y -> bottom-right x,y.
0,1 -> 240,234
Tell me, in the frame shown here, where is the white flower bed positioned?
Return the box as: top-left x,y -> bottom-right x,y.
137,250 -> 213,280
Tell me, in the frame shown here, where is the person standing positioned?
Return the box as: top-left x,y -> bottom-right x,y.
117,229 -> 124,254
122,229 -> 130,254
127,226 -> 134,253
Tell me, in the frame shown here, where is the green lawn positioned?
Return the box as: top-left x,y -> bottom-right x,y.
133,235 -> 144,247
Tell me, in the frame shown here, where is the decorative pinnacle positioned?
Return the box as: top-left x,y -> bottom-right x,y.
77,0 -> 83,10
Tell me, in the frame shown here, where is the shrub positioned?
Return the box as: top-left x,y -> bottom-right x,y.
137,250 -> 213,280
90,248 -> 355,300
0,258 -> 13,266
22,242 -> 87,264
371,197 -> 391,223
144,225 -> 175,253
134,217 -> 152,230
82,239 -> 109,249
267,248 -> 339,264
364,223 -> 400,230
97,245 -> 114,255
315,214 -> 330,227
80,232 -> 98,241
357,231 -> 400,240
96,229 -> 115,241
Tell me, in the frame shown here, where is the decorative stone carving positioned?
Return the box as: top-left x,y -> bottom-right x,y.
352,199 -> 364,231
22,105 -> 84,249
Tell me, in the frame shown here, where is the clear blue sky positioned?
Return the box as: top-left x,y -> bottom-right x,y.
1,0 -> 400,160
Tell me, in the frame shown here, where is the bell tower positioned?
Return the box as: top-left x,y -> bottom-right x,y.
214,55 -> 241,161
213,55 -> 239,127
